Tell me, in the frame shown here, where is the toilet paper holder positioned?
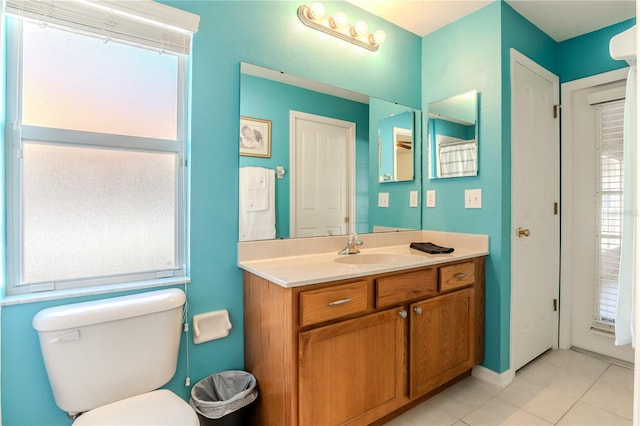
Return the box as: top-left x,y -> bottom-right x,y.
192,310 -> 232,344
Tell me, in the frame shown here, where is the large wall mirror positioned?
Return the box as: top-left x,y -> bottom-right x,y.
427,90 -> 478,179
239,62 -> 422,241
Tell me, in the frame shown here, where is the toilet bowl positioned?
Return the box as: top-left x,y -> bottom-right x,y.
33,289 -> 198,425
72,390 -> 196,426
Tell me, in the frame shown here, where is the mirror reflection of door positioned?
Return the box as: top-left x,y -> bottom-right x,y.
290,111 -> 355,238
393,127 -> 413,181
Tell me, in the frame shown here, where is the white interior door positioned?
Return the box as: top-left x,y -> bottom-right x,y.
510,49 -> 560,372
560,68 -> 634,363
290,111 -> 355,238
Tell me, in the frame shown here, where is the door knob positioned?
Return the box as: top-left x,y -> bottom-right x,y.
517,227 -> 530,238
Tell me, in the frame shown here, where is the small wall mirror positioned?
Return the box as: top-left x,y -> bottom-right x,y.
427,90 -> 478,178
378,110 -> 414,183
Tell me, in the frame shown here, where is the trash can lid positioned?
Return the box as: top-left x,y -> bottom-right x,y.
73,390 -> 198,426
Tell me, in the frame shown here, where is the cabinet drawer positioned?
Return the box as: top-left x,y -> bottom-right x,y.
376,268 -> 437,308
299,280 -> 369,327
440,261 -> 475,292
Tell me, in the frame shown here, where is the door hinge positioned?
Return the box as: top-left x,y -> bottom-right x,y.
553,104 -> 561,118
554,202 -> 558,215
553,298 -> 558,312
344,217 -> 349,224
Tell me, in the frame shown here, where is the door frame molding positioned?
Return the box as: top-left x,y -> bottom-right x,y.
558,67 -> 630,350
289,110 -> 356,237
509,48 -> 560,374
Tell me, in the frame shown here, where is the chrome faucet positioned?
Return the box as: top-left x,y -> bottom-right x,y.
338,233 -> 363,255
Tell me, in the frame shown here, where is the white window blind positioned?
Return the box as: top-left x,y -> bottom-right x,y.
593,99 -> 625,332
4,0 -> 200,54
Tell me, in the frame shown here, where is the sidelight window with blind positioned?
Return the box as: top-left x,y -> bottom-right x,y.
4,1 -> 199,295
593,99 -> 625,332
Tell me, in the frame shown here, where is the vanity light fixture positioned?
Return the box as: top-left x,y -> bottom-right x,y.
297,3 -> 386,52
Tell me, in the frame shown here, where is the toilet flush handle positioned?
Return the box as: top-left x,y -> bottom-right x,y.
49,329 -> 80,344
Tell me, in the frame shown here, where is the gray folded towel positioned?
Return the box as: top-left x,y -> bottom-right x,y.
410,242 -> 454,254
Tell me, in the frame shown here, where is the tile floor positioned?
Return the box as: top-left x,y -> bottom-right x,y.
386,349 -> 634,425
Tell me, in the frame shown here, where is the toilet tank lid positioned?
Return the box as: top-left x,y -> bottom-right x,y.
33,288 -> 186,331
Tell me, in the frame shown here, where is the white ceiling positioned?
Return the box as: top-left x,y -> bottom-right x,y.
346,0 -> 636,41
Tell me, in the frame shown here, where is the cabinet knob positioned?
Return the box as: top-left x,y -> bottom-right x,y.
413,307 -> 423,315
399,310 -> 408,318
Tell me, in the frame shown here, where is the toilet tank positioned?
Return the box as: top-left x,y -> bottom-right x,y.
33,288 -> 186,415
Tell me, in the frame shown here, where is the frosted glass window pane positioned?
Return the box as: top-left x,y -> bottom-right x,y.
22,21 -> 178,140
22,142 -> 177,284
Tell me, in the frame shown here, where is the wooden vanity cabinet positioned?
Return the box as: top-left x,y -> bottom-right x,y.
298,307 -> 406,425
243,256 -> 485,426
409,287 -> 475,398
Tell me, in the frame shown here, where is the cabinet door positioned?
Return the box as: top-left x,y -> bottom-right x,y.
298,307 -> 406,426
409,288 -> 475,398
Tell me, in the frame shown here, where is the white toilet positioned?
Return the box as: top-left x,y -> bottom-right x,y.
32,288 -> 198,425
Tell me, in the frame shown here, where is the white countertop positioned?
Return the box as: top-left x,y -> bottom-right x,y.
238,230 -> 489,288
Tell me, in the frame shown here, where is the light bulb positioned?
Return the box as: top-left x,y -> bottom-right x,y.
351,20 -> 368,36
370,29 -> 386,45
331,12 -> 348,28
309,3 -> 325,19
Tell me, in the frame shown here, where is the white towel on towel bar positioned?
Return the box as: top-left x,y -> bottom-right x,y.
239,167 -> 275,241
242,167 -> 270,211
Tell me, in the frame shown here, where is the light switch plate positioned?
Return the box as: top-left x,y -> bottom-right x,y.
378,192 -> 389,208
426,190 -> 436,208
465,189 -> 482,209
409,191 -> 418,207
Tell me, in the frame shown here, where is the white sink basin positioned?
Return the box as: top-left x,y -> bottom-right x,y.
333,253 -> 408,265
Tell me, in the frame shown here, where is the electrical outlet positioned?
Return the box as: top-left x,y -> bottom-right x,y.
378,192 -> 389,208
409,191 -> 418,207
465,189 -> 482,209
426,190 -> 436,208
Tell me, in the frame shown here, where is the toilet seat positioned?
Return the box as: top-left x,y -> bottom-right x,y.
72,389 -> 198,426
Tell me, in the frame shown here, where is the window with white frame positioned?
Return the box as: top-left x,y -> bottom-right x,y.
4,1 -> 199,295
593,98 -> 625,332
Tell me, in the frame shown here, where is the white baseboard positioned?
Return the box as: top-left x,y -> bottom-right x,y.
472,365 -> 515,388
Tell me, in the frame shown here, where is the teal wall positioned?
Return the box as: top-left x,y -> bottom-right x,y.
422,0 -> 633,374
422,1 -> 505,372
559,18 -> 636,83
239,74 -> 370,237
0,2 -> 421,425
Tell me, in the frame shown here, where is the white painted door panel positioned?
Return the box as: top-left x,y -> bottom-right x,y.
511,50 -> 560,371
291,112 -> 355,238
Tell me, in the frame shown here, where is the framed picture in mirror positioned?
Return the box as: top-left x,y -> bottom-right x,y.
240,116 -> 271,157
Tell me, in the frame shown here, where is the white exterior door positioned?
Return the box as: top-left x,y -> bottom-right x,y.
290,111 -> 355,238
510,50 -> 560,371
560,68 -> 634,363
